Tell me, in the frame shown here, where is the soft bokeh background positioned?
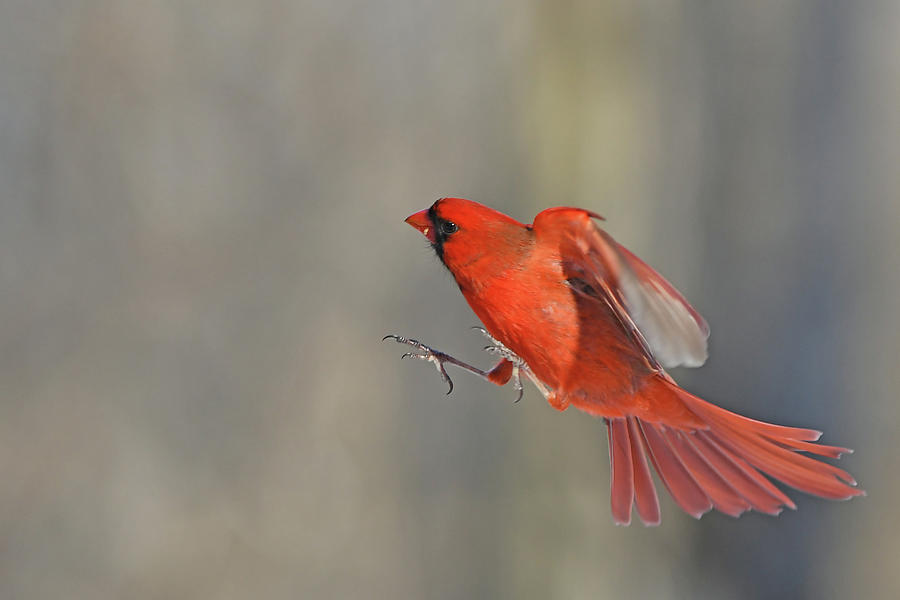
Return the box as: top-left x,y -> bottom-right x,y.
2,1 -> 898,598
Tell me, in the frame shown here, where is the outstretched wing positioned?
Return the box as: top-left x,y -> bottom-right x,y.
533,208 -> 861,526
533,207 -> 709,369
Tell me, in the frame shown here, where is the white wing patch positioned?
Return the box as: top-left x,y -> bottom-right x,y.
591,225 -> 709,369
618,265 -> 709,368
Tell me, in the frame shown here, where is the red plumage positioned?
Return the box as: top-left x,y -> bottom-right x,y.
396,197 -> 862,525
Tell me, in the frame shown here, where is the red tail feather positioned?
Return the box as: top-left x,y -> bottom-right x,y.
607,418 -> 635,525
627,417 -> 661,525
638,420 -> 713,518
606,376 -> 863,525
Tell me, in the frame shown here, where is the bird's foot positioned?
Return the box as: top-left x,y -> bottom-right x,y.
472,327 -> 526,402
383,335 -> 456,394
471,327 -> 521,361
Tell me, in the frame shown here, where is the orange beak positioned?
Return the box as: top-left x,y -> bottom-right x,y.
405,209 -> 436,243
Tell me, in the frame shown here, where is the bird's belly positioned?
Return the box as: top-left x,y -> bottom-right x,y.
465,280 -> 648,411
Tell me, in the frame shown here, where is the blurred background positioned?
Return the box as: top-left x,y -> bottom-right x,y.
1,1 -> 898,598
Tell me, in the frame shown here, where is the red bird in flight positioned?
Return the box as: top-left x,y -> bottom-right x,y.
386,197 -> 862,525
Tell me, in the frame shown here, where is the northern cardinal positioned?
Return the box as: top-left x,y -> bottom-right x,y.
386,197 -> 862,525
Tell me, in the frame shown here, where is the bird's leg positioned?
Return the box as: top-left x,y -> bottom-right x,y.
384,331 -> 551,403
383,334 -> 496,395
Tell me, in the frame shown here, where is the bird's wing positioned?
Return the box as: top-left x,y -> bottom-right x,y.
533,207 -> 709,369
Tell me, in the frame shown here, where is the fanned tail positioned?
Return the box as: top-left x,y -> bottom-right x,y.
605,377 -> 863,525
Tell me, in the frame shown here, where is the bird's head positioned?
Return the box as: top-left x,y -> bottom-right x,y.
405,198 -> 530,277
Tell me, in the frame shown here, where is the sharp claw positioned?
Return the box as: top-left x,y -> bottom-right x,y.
384,334 -> 422,346
442,371 -> 454,395
432,356 -> 454,394
510,363 -> 524,403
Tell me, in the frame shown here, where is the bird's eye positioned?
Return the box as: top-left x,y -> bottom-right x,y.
440,220 -> 458,235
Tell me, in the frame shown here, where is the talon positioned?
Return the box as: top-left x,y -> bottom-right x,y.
384,334 -> 422,347
511,365 -> 524,403
472,326 -> 498,343
383,334 -> 412,344
442,369 -> 454,395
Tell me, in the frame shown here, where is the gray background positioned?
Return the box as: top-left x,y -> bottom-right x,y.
1,1 -> 897,598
